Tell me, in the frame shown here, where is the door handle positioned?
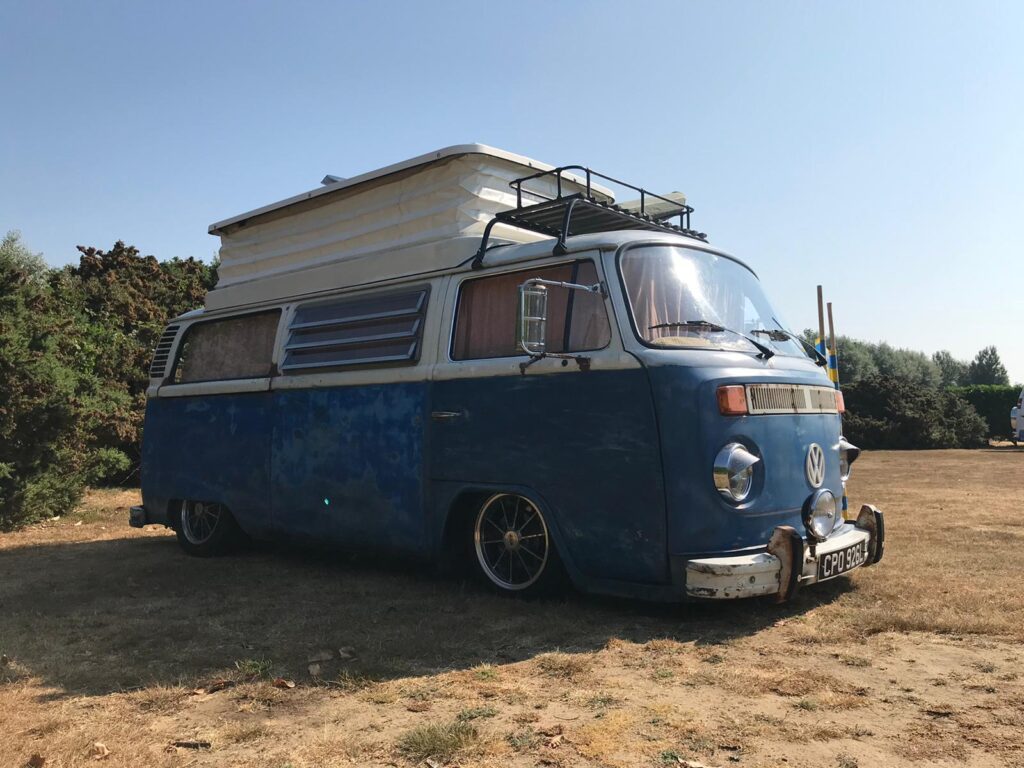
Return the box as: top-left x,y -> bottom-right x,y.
431,410 -> 464,421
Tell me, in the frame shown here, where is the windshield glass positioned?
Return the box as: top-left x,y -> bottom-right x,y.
619,245 -> 806,357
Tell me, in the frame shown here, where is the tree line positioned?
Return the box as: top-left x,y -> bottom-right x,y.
810,335 -> 1018,449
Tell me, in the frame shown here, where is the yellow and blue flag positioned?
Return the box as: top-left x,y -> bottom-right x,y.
817,337 -> 848,515
815,337 -> 839,387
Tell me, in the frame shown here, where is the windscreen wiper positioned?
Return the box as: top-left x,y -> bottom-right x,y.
649,320 -> 775,359
751,328 -> 827,367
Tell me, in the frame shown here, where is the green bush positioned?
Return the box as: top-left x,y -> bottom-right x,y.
843,374 -> 987,450
950,385 -> 1020,439
0,236 -> 91,529
0,232 -> 215,530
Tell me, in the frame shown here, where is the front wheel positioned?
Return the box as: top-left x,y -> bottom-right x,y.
473,493 -> 562,595
175,500 -> 240,557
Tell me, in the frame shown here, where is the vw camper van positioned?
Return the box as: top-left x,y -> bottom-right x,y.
131,145 -> 884,601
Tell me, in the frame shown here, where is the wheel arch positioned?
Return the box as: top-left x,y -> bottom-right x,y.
433,481 -> 584,587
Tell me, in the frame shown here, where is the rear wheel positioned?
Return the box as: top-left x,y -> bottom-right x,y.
175,500 -> 240,557
473,493 -> 560,595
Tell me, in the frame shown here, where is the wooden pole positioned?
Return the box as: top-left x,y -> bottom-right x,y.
827,301 -> 839,387
816,285 -> 826,353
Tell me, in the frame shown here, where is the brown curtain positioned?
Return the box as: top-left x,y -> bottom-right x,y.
177,311 -> 280,383
620,251 -> 691,342
453,261 -> 608,360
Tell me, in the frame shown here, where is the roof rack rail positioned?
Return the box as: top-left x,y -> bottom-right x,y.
471,165 -> 707,269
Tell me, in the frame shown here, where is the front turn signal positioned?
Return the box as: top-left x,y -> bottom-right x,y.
717,385 -> 748,416
835,390 -> 846,414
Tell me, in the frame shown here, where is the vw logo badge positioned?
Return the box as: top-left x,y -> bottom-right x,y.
805,443 -> 826,488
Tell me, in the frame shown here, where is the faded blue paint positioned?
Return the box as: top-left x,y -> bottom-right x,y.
430,369 -> 668,584
640,351 -> 844,558
140,353 -> 846,597
141,392 -> 274,534
271,383 -> 428,552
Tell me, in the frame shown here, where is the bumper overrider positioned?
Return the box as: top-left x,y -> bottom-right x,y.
129,505 -> 169,528
683,505 -> 885,601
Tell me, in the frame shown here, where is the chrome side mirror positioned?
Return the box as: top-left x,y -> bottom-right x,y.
516,281 -> 549,356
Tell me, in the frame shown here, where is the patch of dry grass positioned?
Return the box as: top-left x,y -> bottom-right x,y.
2,450 -> 1024,767
223,721 -> 271,744
396,719 -> 478,762
536,652 -> 592,680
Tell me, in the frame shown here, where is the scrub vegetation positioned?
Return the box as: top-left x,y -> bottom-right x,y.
0,231 -> 215,530
2,449 -> 1022,767
801,330 -> 1019,448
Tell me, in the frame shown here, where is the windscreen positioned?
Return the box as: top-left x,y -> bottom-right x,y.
619,245 -> 806,357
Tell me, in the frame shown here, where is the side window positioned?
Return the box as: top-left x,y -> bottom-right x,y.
452,260 -> 610,360
282,286 -> 429,372
173,310 -> 280,383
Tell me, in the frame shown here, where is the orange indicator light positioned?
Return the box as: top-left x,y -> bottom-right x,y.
717,385 -> 748,416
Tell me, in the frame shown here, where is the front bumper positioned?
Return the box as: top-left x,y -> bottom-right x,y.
682,504 -> 885,601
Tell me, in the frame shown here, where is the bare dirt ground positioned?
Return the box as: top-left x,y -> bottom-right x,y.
1,449 -> 1023,768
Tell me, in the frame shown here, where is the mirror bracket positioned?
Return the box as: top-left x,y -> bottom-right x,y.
516,277 -> 604,373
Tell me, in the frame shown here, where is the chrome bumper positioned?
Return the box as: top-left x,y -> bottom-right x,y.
684,505 -> 885,601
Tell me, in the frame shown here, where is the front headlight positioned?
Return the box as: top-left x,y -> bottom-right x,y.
713,443 -> 760,502
838,436 -> 860,482
803,489 -> 837,540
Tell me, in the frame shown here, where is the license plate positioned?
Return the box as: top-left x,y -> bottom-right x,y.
817,540 -> 868,581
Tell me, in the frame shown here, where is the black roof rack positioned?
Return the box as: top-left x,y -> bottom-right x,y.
471,165 -> 707,269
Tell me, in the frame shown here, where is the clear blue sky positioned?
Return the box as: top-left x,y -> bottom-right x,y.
2,1 -> 1022,382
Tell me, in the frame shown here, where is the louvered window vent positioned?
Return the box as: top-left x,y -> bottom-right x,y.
283,288 -> 428,372
149,325 -> 180,379
746,383 -> 839,415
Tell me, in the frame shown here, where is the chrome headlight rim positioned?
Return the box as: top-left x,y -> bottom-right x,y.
713,442 -> 761,503
838,436 -> 860,482
803,489 -> 838,541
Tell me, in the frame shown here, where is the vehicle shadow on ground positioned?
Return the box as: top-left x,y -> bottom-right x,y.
0,533 -> 852,699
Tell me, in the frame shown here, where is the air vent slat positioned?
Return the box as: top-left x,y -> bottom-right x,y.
746,383 -> 838,415
149,325 -> 180,378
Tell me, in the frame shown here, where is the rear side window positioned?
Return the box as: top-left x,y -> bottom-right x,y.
452,260 -> 610,360
282,287 -> 429,372
173,310 -> 280,383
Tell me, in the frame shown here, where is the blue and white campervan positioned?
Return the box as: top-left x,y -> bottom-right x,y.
131,145 -> 884,601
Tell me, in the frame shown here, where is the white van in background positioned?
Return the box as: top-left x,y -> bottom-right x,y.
1013,388 -> 1022,445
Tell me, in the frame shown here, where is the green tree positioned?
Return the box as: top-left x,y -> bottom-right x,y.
0,230 -> 47,276
834,336 -> 879,384
933,350 -> 969,388
0,231 -> 217,528
0,232 -> 95,528
843,373 -> 986,449
56,242 -> 216,480
967,346 -> 1009,386
803,331 -> 941,387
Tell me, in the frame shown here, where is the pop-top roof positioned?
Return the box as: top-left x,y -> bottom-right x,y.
208,144 -> 612,236
203,145 -> 615,309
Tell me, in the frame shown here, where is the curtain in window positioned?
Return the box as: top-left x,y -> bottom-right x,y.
177,311 -> 280,383
452,261 -> 608,360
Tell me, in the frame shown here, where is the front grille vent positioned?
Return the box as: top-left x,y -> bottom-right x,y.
149,325 -> 180,379
746,383 -> 838,415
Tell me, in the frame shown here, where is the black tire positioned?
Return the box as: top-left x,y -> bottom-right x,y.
174,500 -> 241,557
471,493 -> 564,597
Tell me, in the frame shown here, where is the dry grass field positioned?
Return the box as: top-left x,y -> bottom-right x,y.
1,449 -> 1023,768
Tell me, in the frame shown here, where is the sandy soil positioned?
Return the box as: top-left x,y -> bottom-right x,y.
1,448 -> 1022,768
